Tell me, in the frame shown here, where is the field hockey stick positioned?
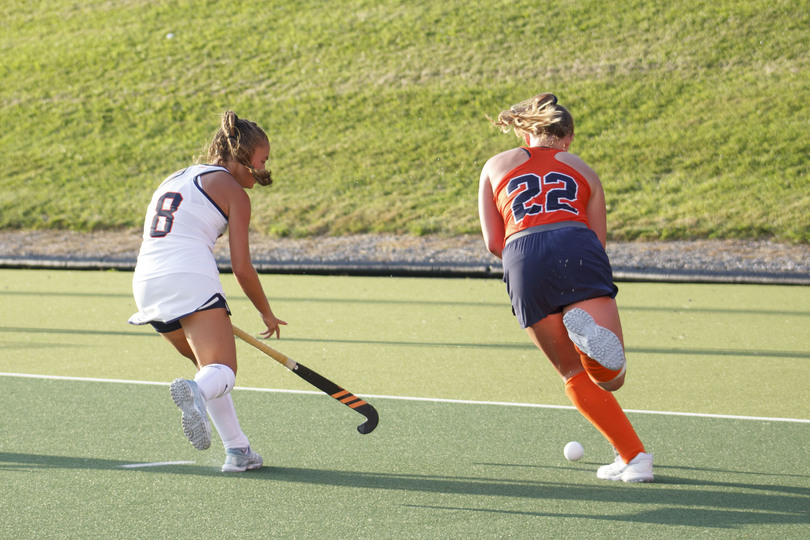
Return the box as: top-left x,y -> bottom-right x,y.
232,325 -> 379,434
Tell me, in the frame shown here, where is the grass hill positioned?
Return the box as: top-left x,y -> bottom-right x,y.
1,0 -> 808,242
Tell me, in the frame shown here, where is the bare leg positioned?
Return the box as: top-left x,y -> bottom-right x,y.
525,311 -> 645,467
161,328 -> 198,368
178,308 -> 238,375
162,308 -> 252,457
525,312 -> 584,382
562,296 -> 626,391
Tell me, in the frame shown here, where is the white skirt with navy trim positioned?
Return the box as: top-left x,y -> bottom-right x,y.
129,272 -> 227,326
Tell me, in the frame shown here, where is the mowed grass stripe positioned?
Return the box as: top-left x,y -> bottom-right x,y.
3,1 -> 808,241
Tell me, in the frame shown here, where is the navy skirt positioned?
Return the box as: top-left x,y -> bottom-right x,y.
502,226 -> 618,328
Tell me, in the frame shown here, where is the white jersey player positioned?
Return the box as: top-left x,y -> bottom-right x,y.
129,111 -> 286,472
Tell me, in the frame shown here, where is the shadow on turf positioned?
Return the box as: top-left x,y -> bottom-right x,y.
478,461 -> 810,481
2,452 -> 808,528
1,326 -> 157,339
0,452 -> 224,478
4,326 -> 810,359
403,504 -> 808,529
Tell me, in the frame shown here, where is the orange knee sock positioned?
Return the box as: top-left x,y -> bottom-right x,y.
564,371 -> 645,462
576,347 -> 624,385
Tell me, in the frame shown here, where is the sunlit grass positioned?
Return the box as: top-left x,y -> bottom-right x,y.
1,0 -> 807,241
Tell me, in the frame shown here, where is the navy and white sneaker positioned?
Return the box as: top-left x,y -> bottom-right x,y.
170,378 -> 211,451
222,446 -> 263,472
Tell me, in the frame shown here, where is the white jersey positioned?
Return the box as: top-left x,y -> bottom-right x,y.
133,164 -> 229,281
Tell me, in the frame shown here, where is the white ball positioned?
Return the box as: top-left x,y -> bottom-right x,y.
166,33 -> 175,40
564,441 -> 584,461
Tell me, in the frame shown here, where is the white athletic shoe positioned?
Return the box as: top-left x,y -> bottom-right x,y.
170,378 -> 211,451
222,446 -> 263,472
563,308 -> 626,372
597,452 -> 654,482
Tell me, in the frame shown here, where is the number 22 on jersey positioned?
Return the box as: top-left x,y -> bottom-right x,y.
507,172 -> 579,223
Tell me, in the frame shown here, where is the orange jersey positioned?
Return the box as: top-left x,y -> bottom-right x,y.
493,147 -> 591,239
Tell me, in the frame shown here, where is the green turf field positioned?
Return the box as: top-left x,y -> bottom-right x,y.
1,269 -> 809,538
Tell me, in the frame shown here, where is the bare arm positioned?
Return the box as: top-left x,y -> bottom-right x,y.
227,189 -> 287,338
478,163 -> 506,259
585,180 -> 607,248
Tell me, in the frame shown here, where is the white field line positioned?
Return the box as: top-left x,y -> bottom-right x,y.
120,461 -> 195,468
2,372 -> 808,424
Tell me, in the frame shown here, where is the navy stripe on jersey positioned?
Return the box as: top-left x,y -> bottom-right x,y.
194,174 -> 228,220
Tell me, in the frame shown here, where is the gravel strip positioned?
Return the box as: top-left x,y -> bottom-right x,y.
1,229 -> 808,284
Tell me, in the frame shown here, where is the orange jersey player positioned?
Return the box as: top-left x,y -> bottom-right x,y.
478,92 -> 654,482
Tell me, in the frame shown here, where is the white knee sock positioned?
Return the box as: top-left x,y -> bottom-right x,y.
194,364 -> 235,401
207,393 -> 250,449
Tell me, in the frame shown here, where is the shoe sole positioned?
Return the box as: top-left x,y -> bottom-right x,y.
563,309 -> 626,371
598,469 -> 654,482
170,379 -> 211,451
623,475 -> 654,483
618,466 -> 655,482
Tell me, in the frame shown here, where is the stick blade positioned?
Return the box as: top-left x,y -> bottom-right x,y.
233,325 -> 380,434
354,403 -> 379,434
